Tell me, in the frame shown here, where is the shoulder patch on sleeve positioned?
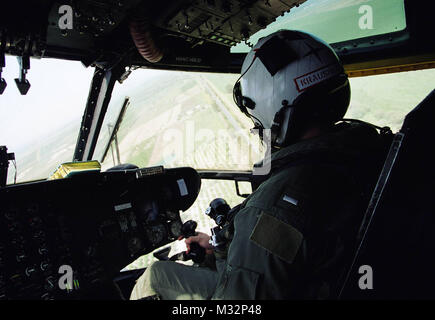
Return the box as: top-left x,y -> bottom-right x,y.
249,211 -> 303,264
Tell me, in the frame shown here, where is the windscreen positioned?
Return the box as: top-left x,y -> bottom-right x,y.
0,56 -> 94,184
93,70 -> 265,172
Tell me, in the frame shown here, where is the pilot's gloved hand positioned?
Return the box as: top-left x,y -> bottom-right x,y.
185,232 -> 214,255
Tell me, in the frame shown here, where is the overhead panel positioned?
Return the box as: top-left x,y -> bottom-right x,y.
159,0 -> 307,48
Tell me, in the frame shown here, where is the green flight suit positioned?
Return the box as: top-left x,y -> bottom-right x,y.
130,121 -> 388,300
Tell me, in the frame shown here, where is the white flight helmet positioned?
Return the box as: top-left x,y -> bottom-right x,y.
233,30 -> 351,147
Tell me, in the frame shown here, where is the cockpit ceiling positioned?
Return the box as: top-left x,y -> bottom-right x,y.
0,0 -> 307,65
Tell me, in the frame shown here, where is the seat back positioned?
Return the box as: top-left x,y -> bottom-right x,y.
339,89 -> 435,299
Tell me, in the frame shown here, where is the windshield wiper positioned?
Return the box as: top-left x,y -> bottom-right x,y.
100,97 -> 130,165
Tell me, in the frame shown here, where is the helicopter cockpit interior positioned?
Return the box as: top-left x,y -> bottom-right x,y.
0,0 -> 434,300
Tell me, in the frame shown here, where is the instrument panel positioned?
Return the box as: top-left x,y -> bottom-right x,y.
0,166 -> 201,300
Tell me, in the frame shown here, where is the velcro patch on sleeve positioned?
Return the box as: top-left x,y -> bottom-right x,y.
249,211 -> 303,264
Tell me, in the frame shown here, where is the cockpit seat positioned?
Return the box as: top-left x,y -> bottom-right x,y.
339,89 -> 435,299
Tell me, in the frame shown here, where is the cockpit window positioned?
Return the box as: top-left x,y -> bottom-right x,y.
3,57 -> 433,186
94,69 -> 265,172
346,69 -> 435,132
0,56 -> 94,184
232,0 -> 407,53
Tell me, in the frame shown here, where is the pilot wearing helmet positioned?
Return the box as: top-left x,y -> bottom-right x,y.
130,30 -> 389,300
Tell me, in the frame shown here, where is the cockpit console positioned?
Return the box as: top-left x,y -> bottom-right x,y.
0,166 -> 200,299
